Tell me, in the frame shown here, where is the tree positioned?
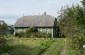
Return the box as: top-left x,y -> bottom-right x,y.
0,21 -> 8,54
0,21 -> 7,36
81,0 -> 85,8
58,0 -> 85,54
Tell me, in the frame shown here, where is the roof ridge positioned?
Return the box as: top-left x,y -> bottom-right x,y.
14,15 -> 55,27
22,15 -> 51,17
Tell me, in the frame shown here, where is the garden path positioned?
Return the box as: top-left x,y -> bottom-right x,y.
60,39 -> 67,55
41,41 -> 57,55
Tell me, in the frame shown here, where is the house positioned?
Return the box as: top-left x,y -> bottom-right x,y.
6,26 -> 14,34
14,14 -> 58,37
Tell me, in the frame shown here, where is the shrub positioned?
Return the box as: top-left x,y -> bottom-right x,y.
15,32 -> 51,38
26,27 -> 38,33
0,21 -> 8,54
15,32 -> 25,38
0,36 -> 8,55
15,27 -> 51,38
0,22 -> 7,36
71,36 -> 85,55
36,32 -> 51,38
24,32 -> 51,38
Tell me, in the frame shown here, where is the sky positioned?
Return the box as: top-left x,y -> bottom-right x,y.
0,0 -> 82,25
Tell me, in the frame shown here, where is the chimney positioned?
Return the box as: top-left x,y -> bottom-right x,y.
44,12 -> 46,15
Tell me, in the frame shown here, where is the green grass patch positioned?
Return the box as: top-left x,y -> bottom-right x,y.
41,38 -> 64,55
66,38 -> 77,55
2,37 -> 65,55
4,38 -> 55,55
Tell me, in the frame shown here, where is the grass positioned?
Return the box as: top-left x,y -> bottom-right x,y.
41,38 -> 64,55
66,38 -> 77,55
4,37 -> 55,55
53,38 -> 64,55
2,36 -> 65,55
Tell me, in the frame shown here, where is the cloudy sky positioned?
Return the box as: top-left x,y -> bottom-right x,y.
0,0 -> 82,25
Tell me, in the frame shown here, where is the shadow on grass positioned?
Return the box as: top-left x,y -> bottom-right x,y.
8,45 -> 34,55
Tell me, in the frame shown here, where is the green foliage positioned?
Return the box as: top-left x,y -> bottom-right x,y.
71,36 -> 85,55
81,0 -> 85,8
0,36 -> 8,55
40,38 -> 64,55
26,27 -> 38,33
5,38 -> 55,55
0,21 -> 8,55
67,37 -> 85,55
15,32 -> 51,38
3,37 -> 64,55
58,0 -> 85,55
15,27 -> 51,38
67,38 -> 77,55
0,22 -> 7,36
15,32 -> 25,38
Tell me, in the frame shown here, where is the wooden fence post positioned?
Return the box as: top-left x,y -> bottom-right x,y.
83,45 -> 85,55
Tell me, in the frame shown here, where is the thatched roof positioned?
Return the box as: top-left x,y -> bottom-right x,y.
14,15 -> 55,28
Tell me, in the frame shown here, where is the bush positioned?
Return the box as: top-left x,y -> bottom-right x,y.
0,21 -> 8,54
15,32 -> 25,38
26,27 -> 38,33
15,27 -> 51,38
0,21 -> 7,36
15,32 -> 51,38
36,32 -> 51,38
0,36 -> 8,55
70,36 -> 85,55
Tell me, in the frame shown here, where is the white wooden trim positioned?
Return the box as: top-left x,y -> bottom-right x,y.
52,28 -> 53,38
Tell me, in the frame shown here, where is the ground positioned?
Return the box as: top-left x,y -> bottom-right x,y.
60,39 -> 67,55
41,38 -> 64,55
3,37 -> 65,55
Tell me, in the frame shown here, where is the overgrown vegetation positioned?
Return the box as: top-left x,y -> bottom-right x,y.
1,37 -> 65,55
0,21 -> 7,35
0,21 -> 8,55
66,38 -> 77,55
0,36 -> 8,55
58,0 -> 85,55
2,37 -> 58,55
15,27 -> 51,38
41,38 -> 64,55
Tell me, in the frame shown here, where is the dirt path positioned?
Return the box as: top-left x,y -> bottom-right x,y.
60,39 -> 67,55
41,41 -> 57,55
40,39 -> 66,55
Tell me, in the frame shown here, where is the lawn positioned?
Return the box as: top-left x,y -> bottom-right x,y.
41,38 -> 64,55
2,37 -> 65,55
66,38 -> 77,55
